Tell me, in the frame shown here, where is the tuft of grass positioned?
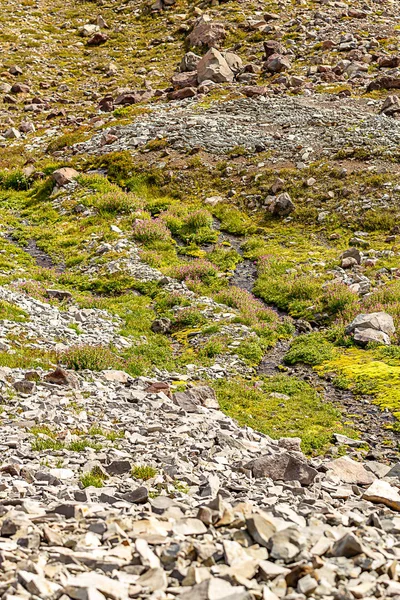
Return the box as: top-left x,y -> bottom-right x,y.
31,438 -> 65,452
60,344 -> 124,372
131,465 -> 157,481
88,425 -> 124,441
80,468 -> 107,488
68,439 -> 103,452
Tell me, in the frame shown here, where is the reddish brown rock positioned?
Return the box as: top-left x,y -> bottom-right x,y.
242,85 -> 268,98
367,76 -> 400,92
377,55 -> 400,69
167,87 -> 197,100
146,381 -> 171,397
187,15 -> 226,48
265,54 -> 291,73
44,367 -> 80,389
87,32 -> 108,46
171,71 -> 198,90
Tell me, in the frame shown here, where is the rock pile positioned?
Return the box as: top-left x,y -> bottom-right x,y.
2,364 -> 400,599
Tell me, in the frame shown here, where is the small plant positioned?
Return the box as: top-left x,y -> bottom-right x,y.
88,425 -> 124,441
172,307 -> 207,329
133,218 -> 171,244
68,440 -> 103,452
173,259 -> 218,283
61,344 -> 123,371
68,323 -> 83,335
80,467 -> 107,488
32,438 -> 65,452
173,480 -> 190,494
0,170 -> 31,191
132,465 -> 157,480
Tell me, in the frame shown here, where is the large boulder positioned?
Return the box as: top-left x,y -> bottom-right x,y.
268,192 -> 295,217
187,15 -> 226,48
245,452 -> 317,485
180,51 -> 201,72
346,312 -> 395,335
346,312 -> 395,346
52,168 -> 79,187
197,48 -> 234,84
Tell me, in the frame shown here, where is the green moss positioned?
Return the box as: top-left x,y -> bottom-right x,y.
318,348 -> 400,422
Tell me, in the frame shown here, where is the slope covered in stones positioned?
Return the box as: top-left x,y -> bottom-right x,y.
1,0 -> 400,598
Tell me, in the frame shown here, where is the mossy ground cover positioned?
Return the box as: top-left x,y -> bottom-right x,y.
214,375 -> 357,455
317,347 -> 400,424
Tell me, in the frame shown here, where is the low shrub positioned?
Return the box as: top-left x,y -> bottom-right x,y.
284,333 -> 335,366
61,344 -> 123,371
133,218 -> 172,244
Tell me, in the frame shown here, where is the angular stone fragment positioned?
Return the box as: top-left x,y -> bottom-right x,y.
363,480 -> 400,511
65,572 -> 128,600
268,192 -> 295,217
121,486 -> 148,504
197,49 -> 234,84
173,517 -> 207,536
246,514 -> 277,547
13,379 -> 36,394
45,366 -> 80,388
246,452 -> 317,485
331,533 -> 363,557
269,527 -> 306,562
326,456 -> 375,485
136,568 -> 168,592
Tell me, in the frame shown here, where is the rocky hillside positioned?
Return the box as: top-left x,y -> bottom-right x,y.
1,0 -> 400,598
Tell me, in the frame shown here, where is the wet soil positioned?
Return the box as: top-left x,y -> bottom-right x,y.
7,235 -> 64,273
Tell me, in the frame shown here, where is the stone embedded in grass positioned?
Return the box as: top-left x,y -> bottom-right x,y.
52,168 -> 79,187
267,192 -> 295,217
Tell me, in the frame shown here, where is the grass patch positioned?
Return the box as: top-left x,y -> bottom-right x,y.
132,465 -> 157,480
61,344 -> 124,371
215,375 -> 355,454
0,300 -> 29,322
80,467 -> 107,488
